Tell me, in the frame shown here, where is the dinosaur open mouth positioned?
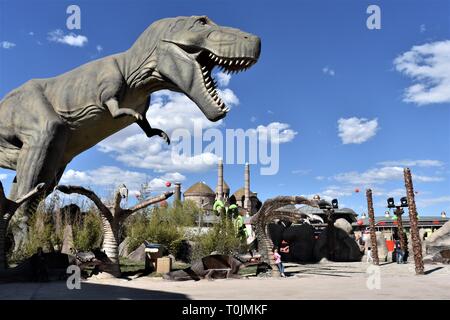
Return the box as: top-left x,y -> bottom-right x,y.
195,50 -> 257,114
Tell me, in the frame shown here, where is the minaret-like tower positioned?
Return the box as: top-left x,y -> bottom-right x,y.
174,182 -> 181,202
217,158 -> 224,201
244,162 -> 251,211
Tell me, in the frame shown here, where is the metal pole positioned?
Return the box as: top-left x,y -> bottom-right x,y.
404,168 -> 424,275
366,189 -> 379,265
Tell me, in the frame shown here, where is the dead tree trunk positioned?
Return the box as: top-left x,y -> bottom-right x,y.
366,189 -> 379,265
249,196 -> 318,277
394,208 -> 406,253
56,185 -> 173,277
0,182 -> 45,270
403,168 -> 424,275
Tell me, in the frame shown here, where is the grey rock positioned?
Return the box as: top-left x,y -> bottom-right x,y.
127,243 -> 146,262
425,220 -> 450,263
334,218 -> 352,235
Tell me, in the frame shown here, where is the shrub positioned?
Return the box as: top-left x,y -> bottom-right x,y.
191,213 -> 242,262
72,209 -> 103,252
124,201 -> 200,255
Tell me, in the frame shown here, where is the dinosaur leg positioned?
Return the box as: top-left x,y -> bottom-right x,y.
11,97 -> 69,250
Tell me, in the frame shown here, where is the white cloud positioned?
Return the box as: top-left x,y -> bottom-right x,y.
61,166 -> 185,195
0,173 -> 7,180
250,116 -> 257,123
253,122 -> 298,144
292,169 -> 311,175
394,40 -> 450,105
217,88 -> 239,107
267,110 -> 274,114
417,195 -> 450,208
28,32 -> 35,36
96,45 -> 103,52
1,41 -> 16,49
322,66 -> 335,76
378,159 -> 444,167
97,89 -> 231,173
98,87 -> 296,173
48,29 -> 88,47
215,71 -> 231,87
419,24 -> 426,33
333,166 -> 444,185
338,117 -> 378,144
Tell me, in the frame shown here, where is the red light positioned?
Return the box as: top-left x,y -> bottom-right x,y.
357,219 -> 364,225
355,188 -> 360,193
165,181 -> 171,187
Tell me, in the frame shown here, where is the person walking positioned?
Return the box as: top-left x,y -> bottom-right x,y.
395,239 -> 404,264
273,247 -> 286,277
366,246 -> 373,263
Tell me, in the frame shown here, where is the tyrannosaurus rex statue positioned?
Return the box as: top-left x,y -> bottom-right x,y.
0,16 -> 260,230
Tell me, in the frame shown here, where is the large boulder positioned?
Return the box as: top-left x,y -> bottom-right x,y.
314,226 -> 362,262
127,243 -> 146,262
424,220 -> 450,264
61,225 -> 74,255
268,222 -> 315,262
334,218 -> 352,235
119,237 -> 130,257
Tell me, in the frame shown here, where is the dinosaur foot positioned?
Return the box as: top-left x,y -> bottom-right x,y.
148,128 -> 170,145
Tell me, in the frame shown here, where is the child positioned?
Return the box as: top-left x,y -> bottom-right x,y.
273,247 -> 286,277
367,246 -> 373,263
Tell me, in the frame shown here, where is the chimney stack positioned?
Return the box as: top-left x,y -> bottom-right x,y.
217,158 -> 223,201
244,162 -> 251,211
174,182 -> 181,202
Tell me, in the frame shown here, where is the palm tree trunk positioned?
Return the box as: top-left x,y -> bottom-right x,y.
100,216 -> 121,277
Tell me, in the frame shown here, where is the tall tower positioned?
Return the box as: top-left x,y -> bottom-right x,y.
174,182 -> 181,202
244,162 -> 251,211
217,158 -> 224,201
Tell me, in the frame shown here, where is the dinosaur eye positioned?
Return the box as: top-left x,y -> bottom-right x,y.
197,18 -> 208,26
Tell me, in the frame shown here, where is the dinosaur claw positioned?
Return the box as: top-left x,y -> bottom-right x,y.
160,131 -> 170,145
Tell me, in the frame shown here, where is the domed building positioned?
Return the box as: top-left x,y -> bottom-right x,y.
178,161 -> 260,216
229,187 -> 261,215
183,182 -> 215,210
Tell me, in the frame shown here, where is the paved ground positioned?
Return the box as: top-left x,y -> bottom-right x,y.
1,261 -> 449,299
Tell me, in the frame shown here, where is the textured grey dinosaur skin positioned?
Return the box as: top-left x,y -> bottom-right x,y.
0,15 -> 260,206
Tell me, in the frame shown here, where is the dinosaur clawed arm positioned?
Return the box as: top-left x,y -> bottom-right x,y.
136,119 -> 170,145
105,98 -> 143,121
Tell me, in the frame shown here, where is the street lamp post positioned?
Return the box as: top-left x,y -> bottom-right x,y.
387,197 -> 408,253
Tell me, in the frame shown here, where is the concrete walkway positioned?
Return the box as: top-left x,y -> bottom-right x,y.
1,261 -> 449,299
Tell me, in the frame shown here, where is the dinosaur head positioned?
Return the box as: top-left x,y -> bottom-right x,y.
152,16 -> 261,121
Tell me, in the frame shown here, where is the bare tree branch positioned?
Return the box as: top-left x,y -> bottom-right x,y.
1,182 -> 45,216
123,191 -> 173,218
55,185 -> 113,221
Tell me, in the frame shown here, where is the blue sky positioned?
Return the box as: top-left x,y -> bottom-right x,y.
1,0 -> 449,216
